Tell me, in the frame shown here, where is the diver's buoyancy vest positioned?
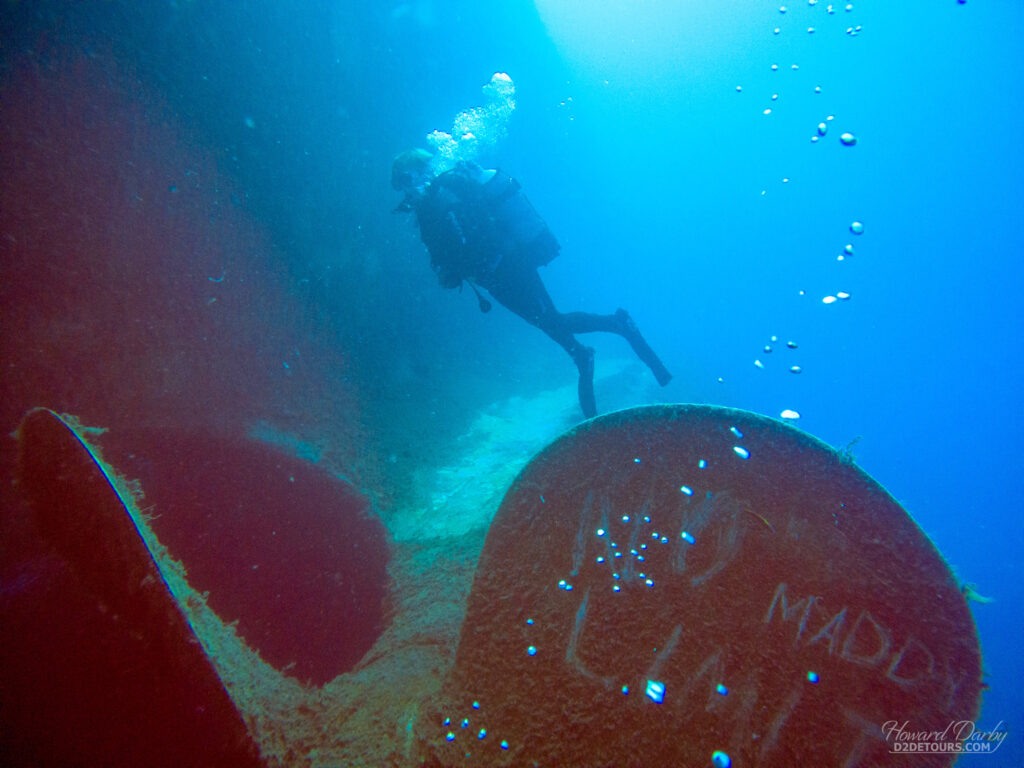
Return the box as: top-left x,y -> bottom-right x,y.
419,164 -> 559,285
477,170 -> 559,268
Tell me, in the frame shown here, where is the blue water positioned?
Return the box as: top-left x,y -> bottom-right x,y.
3,0 -> 1021,763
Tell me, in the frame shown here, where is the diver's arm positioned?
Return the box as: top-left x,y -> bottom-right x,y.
417,202 -> 471,289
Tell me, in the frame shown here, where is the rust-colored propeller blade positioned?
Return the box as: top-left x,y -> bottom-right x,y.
8,408 -> 263,767
426,404 -> 982,768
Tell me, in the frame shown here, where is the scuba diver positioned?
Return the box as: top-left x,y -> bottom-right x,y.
391,148 -> 672,419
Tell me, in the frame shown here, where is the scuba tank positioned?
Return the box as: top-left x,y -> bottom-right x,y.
478,170 -> 560,268
417,163 -> 560,288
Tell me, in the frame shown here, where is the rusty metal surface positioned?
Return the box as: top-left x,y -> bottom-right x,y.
10,408 -> 263,768
427,404 -> 982,768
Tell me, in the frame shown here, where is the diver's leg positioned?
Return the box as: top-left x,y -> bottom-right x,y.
485,266 -> 598,418
559,309 -> 672,387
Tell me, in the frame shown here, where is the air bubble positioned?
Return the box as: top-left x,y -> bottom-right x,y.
780,409 -> 801,420
527,646 -> 537,656
713,751 -> 732,768
822,296 -> 837,304
787,340 -> 798,349
844,244 -> 855,255
817,122 -> 828,136
840,132 -> 857,146
681,531 -> 696,545
730,426 -> 744,438
478,729 -> 487,740
733,446 -> 751,459
698,459 -> 707,469
446,732 -> 455,742
850,221 -> 864,234
646,680 -> 666,703
790,365 -> 803,374
716,683 -> 729,695
837,291 -> 851,300
807,671 -> 820,683
680,485 -> 694,496
596,528 -> 606,537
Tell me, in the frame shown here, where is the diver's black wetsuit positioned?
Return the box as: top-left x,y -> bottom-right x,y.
409,161 -> 671,418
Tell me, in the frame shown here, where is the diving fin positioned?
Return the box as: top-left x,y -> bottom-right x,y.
616,309 -> 672,387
